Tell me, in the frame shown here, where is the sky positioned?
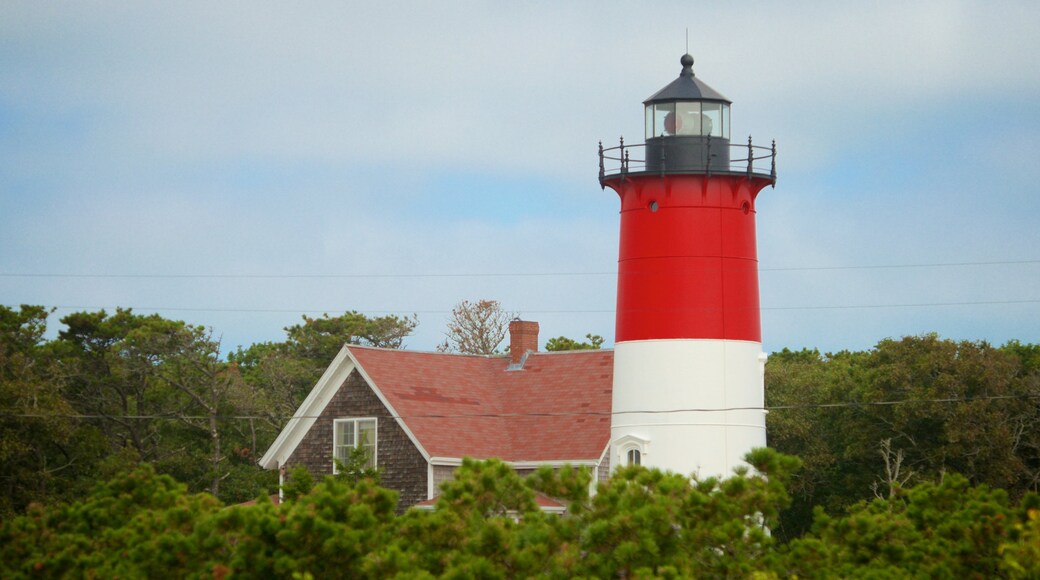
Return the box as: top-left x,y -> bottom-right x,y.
2,1 -> 1039,355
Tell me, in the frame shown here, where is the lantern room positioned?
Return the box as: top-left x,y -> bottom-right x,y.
643,53 -> 731,171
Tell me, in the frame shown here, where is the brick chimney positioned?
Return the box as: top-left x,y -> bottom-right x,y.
508,320 -> 539,366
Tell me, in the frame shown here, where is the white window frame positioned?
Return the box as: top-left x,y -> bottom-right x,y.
332,417 -> 377,473
613,434 -> 650,470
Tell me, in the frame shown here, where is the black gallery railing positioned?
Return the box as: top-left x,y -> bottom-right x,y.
599,136 -> 776,185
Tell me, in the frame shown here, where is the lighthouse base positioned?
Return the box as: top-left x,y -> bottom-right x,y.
610,339 -> 767,479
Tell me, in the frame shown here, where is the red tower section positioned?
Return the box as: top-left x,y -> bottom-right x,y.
612,174 -> 772,342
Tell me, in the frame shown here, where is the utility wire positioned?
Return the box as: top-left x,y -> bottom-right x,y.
5,299 -> 1038,315
4,393 -> 1040,421
1,259 -> 1038,279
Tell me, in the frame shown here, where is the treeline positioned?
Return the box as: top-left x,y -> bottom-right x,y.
2,451 -> 1039,578
0,305 -> 416,514
765,335 -> 1040,539
3,304 -> 1040,559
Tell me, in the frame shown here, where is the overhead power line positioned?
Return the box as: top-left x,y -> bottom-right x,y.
4,299 -> 1038,316
1,259 -> 1038,280
4,392 -> 1040,422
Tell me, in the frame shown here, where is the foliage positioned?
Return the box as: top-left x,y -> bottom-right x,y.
284,311 -> 418,360
230,311 -> 417,427
1002,506 -> 1040,578
1,306 -> 419,512
8,303 -> 1040,577
225,475 -> 399,577
0,305 -> 102,516
4,453 -> 1040,577
333,442 -> 381,486
766,335 -> 1040,540
781,474 -> 1037,578
0,465 -> 226,578
53,307 -> 273,501
544,333 -> 604,351
436,299 -> 514,355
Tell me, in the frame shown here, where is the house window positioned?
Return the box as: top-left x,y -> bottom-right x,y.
333,418 -> 377,471
626,448 -> 641,466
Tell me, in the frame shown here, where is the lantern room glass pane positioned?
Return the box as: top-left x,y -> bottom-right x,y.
645,105 -> 654,140
674,101 -> 702,136
653,103 -> 675,137
722,104 -> 730,139
702,103 -> 723,138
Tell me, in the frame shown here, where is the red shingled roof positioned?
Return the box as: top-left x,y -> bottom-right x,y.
348,346 -> 613,462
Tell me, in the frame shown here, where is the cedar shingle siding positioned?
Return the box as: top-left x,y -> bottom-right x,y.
284,369 -> 428,509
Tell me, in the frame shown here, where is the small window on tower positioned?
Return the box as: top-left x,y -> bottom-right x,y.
613,435 -> 649,472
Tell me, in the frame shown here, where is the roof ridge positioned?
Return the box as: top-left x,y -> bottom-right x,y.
345,344 -> 509,358
527,348 -> 615,355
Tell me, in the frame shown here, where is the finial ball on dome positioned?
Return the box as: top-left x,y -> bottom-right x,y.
681,54 -> 694,67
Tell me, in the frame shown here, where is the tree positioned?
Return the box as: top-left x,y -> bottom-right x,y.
781,474 -> 1029,578
544,333 -> 604,352
55,308 -> 182,465
122,324 -> 249,497
54,308 -> 273,502
436,299 -> 513,355
0,305 -> 103,516
9,449 -> 1040,577
284,311 -> 417,361
0,464 -> 227,578
333,442 -> 381,486
230,311 -> 418,429
766,335 -> 1040,540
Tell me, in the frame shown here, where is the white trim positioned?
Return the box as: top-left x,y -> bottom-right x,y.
428,457 -> 465,467
510,459 -> 600,468
427,462 -> 435,500
612,433 -> 651,470
595,443 -> 610,486
591,443 -> 611,495
278,462 -> 284,503
258,346 -> 355,469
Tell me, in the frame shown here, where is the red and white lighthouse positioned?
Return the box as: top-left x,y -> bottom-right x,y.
599,54 -> 776,477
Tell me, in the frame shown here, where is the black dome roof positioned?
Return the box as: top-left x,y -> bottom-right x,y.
643,54 -> 730,105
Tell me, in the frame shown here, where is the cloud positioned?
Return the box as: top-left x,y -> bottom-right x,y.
2,1 -> 1038,353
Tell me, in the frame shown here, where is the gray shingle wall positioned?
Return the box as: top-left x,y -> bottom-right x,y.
284,369 -> 428,510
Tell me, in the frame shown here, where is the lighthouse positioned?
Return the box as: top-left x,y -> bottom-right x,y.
599,54 -> 776,478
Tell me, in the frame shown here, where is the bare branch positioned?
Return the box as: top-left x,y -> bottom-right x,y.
438,299 -> 514,355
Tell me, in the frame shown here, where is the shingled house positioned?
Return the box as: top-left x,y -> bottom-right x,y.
259,321 -> 614,509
